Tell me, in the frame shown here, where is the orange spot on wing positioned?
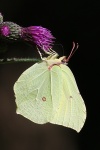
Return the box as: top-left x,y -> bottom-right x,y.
42,97 -> 46,101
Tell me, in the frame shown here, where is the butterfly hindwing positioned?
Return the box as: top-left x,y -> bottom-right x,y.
50,64 -> 86,132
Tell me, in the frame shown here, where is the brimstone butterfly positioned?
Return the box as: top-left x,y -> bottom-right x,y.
14,43 -> 86,133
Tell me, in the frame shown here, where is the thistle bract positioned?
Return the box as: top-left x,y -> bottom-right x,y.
0,13 -> 3,24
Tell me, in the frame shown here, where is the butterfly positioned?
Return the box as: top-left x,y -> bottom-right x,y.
14,42 -> 86,132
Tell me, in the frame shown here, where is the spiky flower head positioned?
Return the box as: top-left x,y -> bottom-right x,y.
0,12 -> 55,51
0,12 -> 3,24
21,26 -> 55,51
0,22 -> 21,41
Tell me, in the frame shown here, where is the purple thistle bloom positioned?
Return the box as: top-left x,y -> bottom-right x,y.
21,26 -> 55,51
0,25 -> 10,36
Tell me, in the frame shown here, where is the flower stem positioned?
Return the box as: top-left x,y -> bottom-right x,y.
0,58 -> 41,64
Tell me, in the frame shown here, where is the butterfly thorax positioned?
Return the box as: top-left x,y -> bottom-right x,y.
43,54 -> 67,69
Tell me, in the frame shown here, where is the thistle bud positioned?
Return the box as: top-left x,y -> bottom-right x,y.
0,22 -> 21,41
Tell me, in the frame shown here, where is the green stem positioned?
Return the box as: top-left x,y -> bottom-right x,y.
0,58 -> 41,64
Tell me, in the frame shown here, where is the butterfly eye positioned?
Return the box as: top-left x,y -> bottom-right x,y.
61,57 -> 68,64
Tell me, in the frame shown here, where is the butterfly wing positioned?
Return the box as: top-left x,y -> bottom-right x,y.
50,64 -> 86,132
14,62 -> 63,124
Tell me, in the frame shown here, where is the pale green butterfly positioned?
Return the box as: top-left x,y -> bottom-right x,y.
13,42 -> 86,133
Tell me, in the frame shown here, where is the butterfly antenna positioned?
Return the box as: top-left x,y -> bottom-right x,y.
66,42 -> 79,62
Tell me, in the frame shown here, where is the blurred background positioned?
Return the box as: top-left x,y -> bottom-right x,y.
0,0 -> 100,150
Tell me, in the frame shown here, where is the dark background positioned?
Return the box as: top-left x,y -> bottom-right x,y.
0,0 -> 100,150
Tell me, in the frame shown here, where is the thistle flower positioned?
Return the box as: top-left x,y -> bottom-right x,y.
0,12 -> 55,51
21,26 -> 55,51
